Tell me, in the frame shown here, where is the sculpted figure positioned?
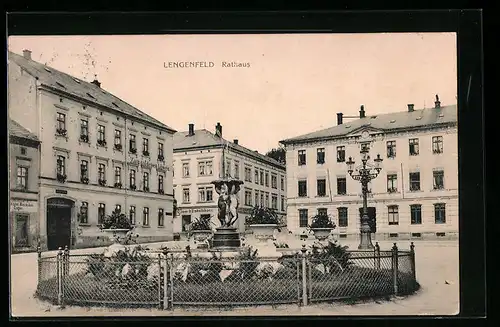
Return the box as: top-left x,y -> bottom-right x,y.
227,183 -> 241,226
216,183 -> 230,227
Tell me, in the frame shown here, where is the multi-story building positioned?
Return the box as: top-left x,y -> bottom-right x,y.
8,50 -> 177,250
9,118 -> 41,253
172,123 -> 287,236
281,98 -> 458,241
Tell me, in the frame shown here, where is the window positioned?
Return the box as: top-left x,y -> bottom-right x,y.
198,161 -> 214,176
80,119 -> 89,138
387,174 -> 397,193
259,170 -> 264,185
260,192 -> 264,207
338,207 -> 348,227
98,203 -> 106,224
234,162 -> 240,179
143,172 -> 150,191
264,171 -> 269,187
129,134 -> 136,151
183,188 -> 190,203
410,205 -> 422,224
388,205 -> 399,225
409,138 -> 419,156
16,166 -> 28,189
298,150 -> 306,165
432,136 -> 444,154
158,175 -> 164,193
265,193 -> 270,208
98,163 -> 106,182
299,209 -> 308,227
129,169 -> 136,187
198,187 -> 214,202
280,195 -> 285,211
56,113 -> 66,131
271,194 -> 278,210
387,141 -> 396,158
79,202 -> 88,224
337,146 -> 346,162
80,160 -> 89,181
317,148 -> 325,164
14,214 -> 29,247
129,206 -> 136,225
206,161 -> 213,175
114,167 -> 122,185
115,204 -> 121,213
271,174 -> 278,189
143,138 -> 149,155
158,208 -> 164,227
317,208 -> 328,216
433,170 -> 444,189
158,142 -> 164,160
244,189 -> 253,206
225,160 -> 231,177
244,167 -> 252,182
409,172 -> 420,191
114,130 -> 122,148
434,203 -> 446,224
20,147 -> 26,155
337,177 -> 347,195
97,124 -> 106,142
360,142 -> 370,153
298,180 -> 307,197
254,169 -> 259,184
56,156 -> 66,176
143,207 -> 150,226
317,179 -> 327,197
281,176 -> 285,191
254,191 -> 259,207
181,215 -> 191,232
182,162 -> 190,177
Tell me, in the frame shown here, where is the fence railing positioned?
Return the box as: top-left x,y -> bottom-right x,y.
35,242 -> 418,309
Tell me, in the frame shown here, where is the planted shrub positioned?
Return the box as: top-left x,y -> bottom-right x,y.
309,213 -> 336,229
311,241 -> 353,271
189,215 -> 214,231
247,206 -> 281,225
100,209 -> 133,230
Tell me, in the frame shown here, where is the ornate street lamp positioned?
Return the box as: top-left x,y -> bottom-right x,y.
346,148 -> 383,250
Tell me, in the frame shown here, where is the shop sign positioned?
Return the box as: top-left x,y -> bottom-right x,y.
10,199 -> 38,213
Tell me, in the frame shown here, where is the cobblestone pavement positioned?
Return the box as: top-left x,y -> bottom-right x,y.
10,240 -> 459,317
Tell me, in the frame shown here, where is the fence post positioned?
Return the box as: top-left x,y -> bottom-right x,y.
37,243 -> 42,286
169,253 -> 174,310
301,244 -> 308,306
410,242 -> 416,282
157,254 -> 162,310
374,242 -> 380,270
391,243 -> 399,296
163,254 -> 171,310
64,245 -> 69,278
56,247 -> 64,307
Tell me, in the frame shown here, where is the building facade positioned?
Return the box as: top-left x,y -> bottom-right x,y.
8,50 -> 177,250
281,98 -> 458,241
173,123 -> 287,236
9,119 -> 41,253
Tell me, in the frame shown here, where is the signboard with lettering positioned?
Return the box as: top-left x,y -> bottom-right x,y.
10,199 -> 38,213
178,208 -> 215,214
128,158 -> 171,171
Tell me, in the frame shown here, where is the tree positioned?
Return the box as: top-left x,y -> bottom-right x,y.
265,146 -> 286,164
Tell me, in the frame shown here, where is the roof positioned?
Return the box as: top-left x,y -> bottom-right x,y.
9,118 -> 39,141
8,51 -> 176,133
281,104 -> 457,145
173,129 -> 285,170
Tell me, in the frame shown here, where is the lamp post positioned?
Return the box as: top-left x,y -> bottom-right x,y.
346,148 -> 383,250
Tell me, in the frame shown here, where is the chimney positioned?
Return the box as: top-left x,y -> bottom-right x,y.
407,104 -> 415,112
434,94 -> 441,108
233,139 -> 239,145
215,122 -> 222,137
91,79 -> 101,88
188,123 -> 195,136
23,49 -> 32,60
359,105 -> 366,118
337,113 -> 343,125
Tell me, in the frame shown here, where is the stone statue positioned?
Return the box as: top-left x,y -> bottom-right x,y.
215,182 -> 230,227
227,182 -> 241,226
213,179 -> 243,228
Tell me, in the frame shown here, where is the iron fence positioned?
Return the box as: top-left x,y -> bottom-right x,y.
35,242 -> 418,309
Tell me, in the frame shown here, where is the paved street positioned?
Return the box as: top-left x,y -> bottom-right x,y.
10,240 -> 459,317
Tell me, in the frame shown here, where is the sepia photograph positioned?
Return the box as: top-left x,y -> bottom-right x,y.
8,31 -> 461,317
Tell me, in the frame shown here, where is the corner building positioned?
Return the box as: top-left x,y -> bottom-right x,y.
172,123 -> 287,236
8,50 -> 176,250
281,98 -> 458,241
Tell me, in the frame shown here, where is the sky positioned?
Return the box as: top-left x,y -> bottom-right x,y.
8,33 -> 457,154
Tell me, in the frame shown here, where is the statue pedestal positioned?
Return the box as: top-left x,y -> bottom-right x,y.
211,227 -> 241,251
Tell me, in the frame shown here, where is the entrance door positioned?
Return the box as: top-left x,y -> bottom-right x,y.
47,198 -> 73,250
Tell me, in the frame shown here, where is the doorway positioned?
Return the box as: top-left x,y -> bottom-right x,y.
47,198 -> 74,250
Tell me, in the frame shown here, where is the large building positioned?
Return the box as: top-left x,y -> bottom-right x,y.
8,50 -> 177,250
280,97 -> 458,241
173,123 -> 287,236
9,118 -> 41,253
